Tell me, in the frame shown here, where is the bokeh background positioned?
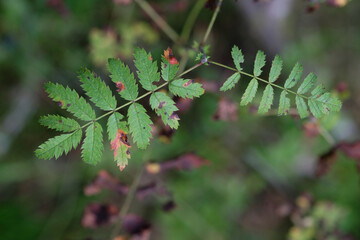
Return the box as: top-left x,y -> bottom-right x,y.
0,0 -> 359,239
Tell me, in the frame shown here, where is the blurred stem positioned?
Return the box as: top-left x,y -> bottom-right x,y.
202,0 -> 223,45
134,0 -> 180,43
318,124 -> 336,145
181,0 -> 207,42
111,165 -> 145,239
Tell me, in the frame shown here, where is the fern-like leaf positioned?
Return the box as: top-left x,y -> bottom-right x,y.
35,129 -> 82,160
134,48 -> 160,91
220,72 -> 240,91
258,85 -> 274,114
231,45 -> 244,71
297,73 -> 317,94
107,113 -> 131,171
128,103 -> 153,149
240,78 -> 258,106
278,91 -> 291,116
79,69 -> 117,111
107,112 -> 128,141
269,55 -> 283,83
150,92 -> 179,129
45,83 -> 95,121
81,122 -> 103,165
295,96 -> 309,118
254,50 -> 266,77
108,58 -> 139,101
169,79 -> 204,99
40,115 -> 80,132
284,63 -> 303,89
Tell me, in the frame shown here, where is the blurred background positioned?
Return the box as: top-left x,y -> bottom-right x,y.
0,0 -> 360,239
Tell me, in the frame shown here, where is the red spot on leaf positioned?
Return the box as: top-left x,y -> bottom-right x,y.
116,82 -> 125,93
164,47 -> 179,65
111,129 -> 131,171
58,100 -> 64,107
158,101 -> 165,109
148,54 -> 153,61
183,79 -> 193,87
170,113 -> 180,120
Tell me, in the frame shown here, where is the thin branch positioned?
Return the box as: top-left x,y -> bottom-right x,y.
202,0 -> 223,45
110,165 -> 145,239
181,0 -> 207,42
134,0 -> 180,43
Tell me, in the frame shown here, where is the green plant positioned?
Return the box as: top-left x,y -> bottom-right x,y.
35,0 -> 342,171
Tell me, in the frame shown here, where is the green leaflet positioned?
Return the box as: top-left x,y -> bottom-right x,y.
134,48 -> 160,91
35,129 -> 82,160
231,45 -> 244,71
81,122 -> 103,165
240,78 -> 258,106
220,72 -> 240,91
128,103 -> 153,149
278,91 -> 290,116
150,92 -> 179,129
311,84 -> 325,97
113,143 -> 130,170
108,58 -> 139,101
298,73 -> 317,94
254,50 -> 266,77
108,112 -> 130,170
40,115 -> 80,132
269,55 -> 283,83
295,96 -> 309,118
107,112 -> 128,141
258,85 -> 274,114
315,93 -> 342,113
45,82 -> 95,121
79,68 -> 116,111
161,57 -> 179,81
284,63 -> 303,89
308,99 -> 324,119
169,79 -> 204,99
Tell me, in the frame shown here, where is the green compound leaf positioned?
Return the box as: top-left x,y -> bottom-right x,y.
278,91 -> 291,116
284,63 -> 303,89
296,96 -> 309,119
231,45 -> 244,71
128,103 -> 153,149
81,122 -> 103,165
79,68 -> 117,111
39,115 -> 80,133
240,78 -> 258,106
107,112 -> 128,141
45,82 -> 96,121
298,73 -> 317,94
254,50 -> 266,77
150,92 -> 179,129
35,129 -> 82,160
269,55 -> 283,83
258,84 -> 274,114
220,72 -> 240,92
134,48 -> 160,91
108,58 -> 139,101
169,79 -> 204,99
